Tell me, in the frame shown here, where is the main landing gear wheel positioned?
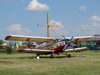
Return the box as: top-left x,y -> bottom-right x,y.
36,56 -> 40,59
67,54 -> 71,58
50,54 -> 54,58
36,54 -> 40,59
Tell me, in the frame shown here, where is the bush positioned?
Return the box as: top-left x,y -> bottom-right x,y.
0,40 -> 4,49
6,46 -> 12,54
0,45 -> 3,49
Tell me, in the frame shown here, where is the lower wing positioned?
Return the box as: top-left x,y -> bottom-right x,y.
65,47 -> 87,52
19,48 -> 52,53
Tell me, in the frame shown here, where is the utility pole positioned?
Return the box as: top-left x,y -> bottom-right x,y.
37,13 -> 60,37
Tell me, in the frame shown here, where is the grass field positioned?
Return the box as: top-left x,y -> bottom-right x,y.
0,50 -> 100,75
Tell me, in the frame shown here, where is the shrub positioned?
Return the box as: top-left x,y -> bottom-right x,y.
6,46 -> 12,54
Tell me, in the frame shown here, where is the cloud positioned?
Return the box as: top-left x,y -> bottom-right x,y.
7,24 -> 22,32
76,15 -> 100,35
89,15 -> 100,22
7,24 -> 32,35
26,0 -> 49,11
79,6 -> 87,11
50,20 -> 68,37
50,20 -> 63,27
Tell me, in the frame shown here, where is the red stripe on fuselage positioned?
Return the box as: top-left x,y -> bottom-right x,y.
51,45 -> 65,53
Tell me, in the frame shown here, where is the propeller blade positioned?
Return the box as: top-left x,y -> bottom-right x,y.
62,35 -> 75,51
62,35 -> 68,43
63,44 -> 69,50
69,44 -> 75,50
70,36 -> 74,41
62,35 -> 66,40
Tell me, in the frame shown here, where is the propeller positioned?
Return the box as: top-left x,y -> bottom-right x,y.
62,35 -> 75,51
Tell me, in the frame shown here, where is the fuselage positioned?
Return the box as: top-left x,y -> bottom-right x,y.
19,41 -> 76,55
35,41 -> 66,54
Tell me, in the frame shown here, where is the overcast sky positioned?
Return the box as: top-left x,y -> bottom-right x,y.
0,0 -> 100,40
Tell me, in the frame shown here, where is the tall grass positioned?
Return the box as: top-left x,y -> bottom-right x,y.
0,51 -> 100,75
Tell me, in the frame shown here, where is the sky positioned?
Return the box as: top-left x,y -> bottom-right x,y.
0,0 -> 100,40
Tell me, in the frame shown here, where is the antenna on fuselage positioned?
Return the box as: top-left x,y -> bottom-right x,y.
37,13 -> 60,37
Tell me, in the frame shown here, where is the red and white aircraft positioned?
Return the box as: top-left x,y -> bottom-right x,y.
5,35 -> 92,59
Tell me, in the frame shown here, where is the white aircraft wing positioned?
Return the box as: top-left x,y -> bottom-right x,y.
5,35 -> 92,43
66,36 -> 92,41
19,49 -> 52,53
19,47 -> 86,54
5,35 -> 55,42
65,47 -> 87,52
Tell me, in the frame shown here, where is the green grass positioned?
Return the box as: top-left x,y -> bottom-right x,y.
0,50 -> 100,75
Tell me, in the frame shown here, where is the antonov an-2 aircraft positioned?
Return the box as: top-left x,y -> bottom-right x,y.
5,35 -> 92,59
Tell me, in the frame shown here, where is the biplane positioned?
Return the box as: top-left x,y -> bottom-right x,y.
5,35 -> 92,59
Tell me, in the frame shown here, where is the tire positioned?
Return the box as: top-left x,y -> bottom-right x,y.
67,54 -> 71,58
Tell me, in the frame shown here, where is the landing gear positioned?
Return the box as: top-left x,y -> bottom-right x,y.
65,52 -> 71,58
36,56 -> 40,59
50,54 -> 54,58
36,54 -> 40,59
67,54 -> 71,58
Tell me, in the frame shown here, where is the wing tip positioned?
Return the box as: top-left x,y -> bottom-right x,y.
5,35 -> 12,40
18,48 -> 25,52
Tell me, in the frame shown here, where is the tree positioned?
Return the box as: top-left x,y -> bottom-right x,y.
0,40 -> 4,49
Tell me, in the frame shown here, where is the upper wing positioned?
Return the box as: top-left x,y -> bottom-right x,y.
65,36 -> 92,41
5,35 -> 92,42
5,35 -> 56,42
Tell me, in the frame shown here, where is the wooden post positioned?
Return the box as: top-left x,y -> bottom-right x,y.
47,13 -> 50,37
37,13 -> 60,37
